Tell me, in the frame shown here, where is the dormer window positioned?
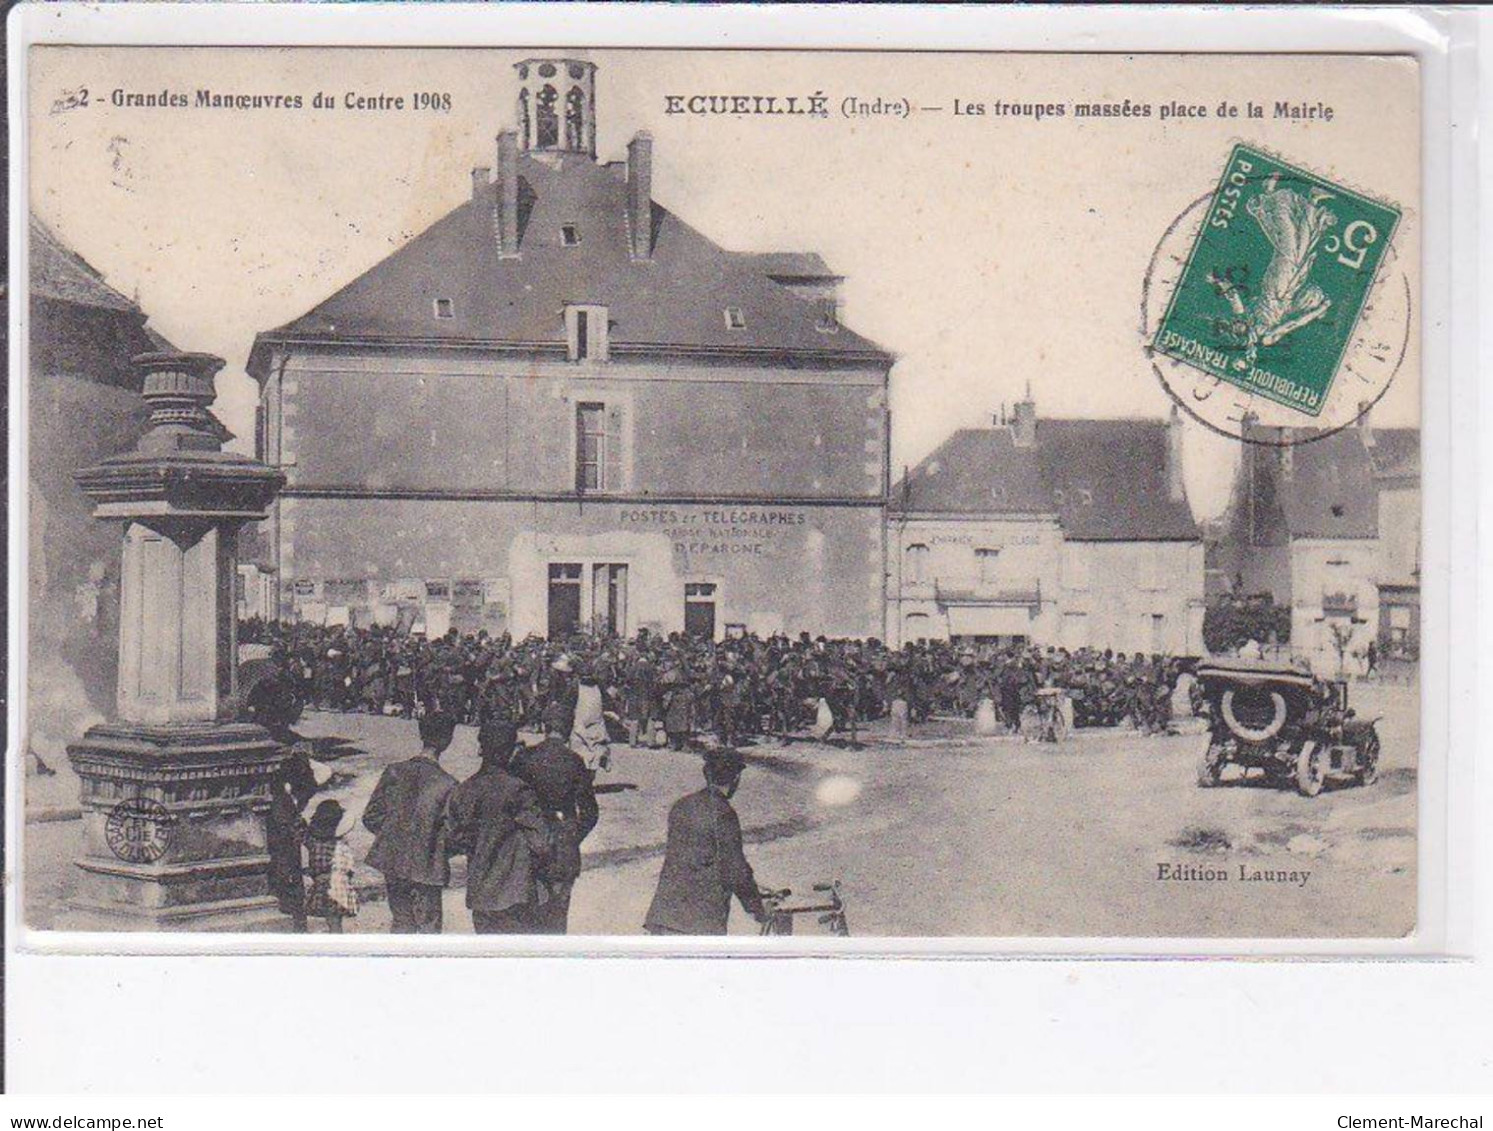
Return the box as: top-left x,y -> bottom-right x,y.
566,304 -> 609,362
815,297 -> 840,334
724,307 -> 746,330
561,224 -> 581,246
433,297 -> 454,320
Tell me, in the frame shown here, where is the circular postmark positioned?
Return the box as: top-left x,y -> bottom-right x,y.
105,797 -> 175,863
1141,147 -> 1410,447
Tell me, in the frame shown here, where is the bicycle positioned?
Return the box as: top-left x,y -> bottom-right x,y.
758,880 -> 850,936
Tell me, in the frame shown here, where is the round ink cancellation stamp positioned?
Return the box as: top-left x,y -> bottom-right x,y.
1142,143 -> 1410,447
105,797 -> 175,864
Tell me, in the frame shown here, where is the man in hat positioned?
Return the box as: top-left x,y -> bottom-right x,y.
644,749 -> 767,936
362,711 -> 459,933
509,726 -> 599,934
445,720 -> 553,934
542,654 -> 579,738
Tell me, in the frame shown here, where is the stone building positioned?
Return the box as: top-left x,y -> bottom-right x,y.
1208,411 -> 1420,671
887,394 -> 1205,654
247,59 -> 893,641
27,217 -> 172,761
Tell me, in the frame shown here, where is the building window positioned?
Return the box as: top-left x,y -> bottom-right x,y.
547,563 -> 583,640
904,611 -> 931,643
590,563 -> 629,636
685,582 -> 718,639
724,306 -> 746,330
975,547 -> 1001,584
906,543 -> 930,584
561,224 -> 581,246
571,400 -> 624,493
566,304 -> 608,362
575,402 -> 606,491
433,297 -> 454,319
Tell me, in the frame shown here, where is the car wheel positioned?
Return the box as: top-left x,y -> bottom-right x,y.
1295,741 -> 1326,797
1356,731 -> 1381,786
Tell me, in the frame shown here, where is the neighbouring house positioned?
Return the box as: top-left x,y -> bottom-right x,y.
1208,409 -> 1420,673
888,393 -> 1205,654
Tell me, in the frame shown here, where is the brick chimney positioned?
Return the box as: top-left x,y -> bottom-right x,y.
496,130 -> 520,258
627,131 -> 653,260
471,166 -> 490,199
1011,382 -> 1037,447
1167,404 -> 1185,502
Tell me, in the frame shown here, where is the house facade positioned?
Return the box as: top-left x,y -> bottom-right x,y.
247,58 -> 893,642
887,397 -> 1205,654
1208,413 -> 1420,672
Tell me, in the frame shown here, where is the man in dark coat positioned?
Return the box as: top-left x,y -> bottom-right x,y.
509,731 -> 600,934
363,711 -> 458,933
644,749 -> 767,936
445,721 -> 552,934
266,747 -> 318,932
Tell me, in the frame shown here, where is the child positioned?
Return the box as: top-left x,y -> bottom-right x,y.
304,799 -> 359,933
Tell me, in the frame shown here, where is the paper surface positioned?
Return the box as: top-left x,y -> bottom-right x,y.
21,45 -> 1424,945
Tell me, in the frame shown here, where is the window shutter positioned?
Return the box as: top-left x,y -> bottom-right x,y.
604,405 -> 624,490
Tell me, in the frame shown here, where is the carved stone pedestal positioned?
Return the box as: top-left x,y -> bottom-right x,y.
63,351 -> 288,932
64,722 -> 287,931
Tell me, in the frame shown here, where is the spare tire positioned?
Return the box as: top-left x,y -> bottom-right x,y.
1220,687 -> 1287,744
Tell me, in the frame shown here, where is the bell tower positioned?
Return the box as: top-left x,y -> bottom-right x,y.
515,58 -> 597,157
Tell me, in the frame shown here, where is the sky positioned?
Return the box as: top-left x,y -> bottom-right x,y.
28,48 -> 1421,519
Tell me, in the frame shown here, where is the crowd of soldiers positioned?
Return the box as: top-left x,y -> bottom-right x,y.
239,618 -> 1195,743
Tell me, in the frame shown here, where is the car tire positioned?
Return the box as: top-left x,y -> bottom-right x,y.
1295,741 -> 1325,797
1221,688 -> 1288,744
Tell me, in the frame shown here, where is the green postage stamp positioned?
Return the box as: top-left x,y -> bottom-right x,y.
1151,143 -> 1401,417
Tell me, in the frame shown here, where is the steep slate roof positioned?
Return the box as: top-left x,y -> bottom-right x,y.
31,216 -> 140,313
1367,427 -> 1420,483
1275,428 -> 1379,540
251,152 -> 887,371
891,417 -> 1199,542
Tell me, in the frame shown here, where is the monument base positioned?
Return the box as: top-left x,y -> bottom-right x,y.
65,721 -> 292,933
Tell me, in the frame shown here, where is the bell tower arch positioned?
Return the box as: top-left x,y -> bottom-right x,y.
515,58 -> 597,157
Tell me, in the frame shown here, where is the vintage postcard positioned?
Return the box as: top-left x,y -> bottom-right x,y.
17,43 -> 1426,945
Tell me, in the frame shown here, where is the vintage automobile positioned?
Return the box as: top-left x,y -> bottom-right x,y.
1195,657 -> 1380,796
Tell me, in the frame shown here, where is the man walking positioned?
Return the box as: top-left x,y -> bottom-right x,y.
644,749 -> 767,936
510,725 -> 600,934
363,711 -> 459,933
445,720 -> 552,934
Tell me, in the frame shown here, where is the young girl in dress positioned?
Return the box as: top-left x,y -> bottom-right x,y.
304,799 -> 359,933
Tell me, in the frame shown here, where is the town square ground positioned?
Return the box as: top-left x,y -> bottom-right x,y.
24,681 -> 1418,939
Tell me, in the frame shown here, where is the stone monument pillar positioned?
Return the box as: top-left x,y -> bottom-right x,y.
64,351 -> 289,931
